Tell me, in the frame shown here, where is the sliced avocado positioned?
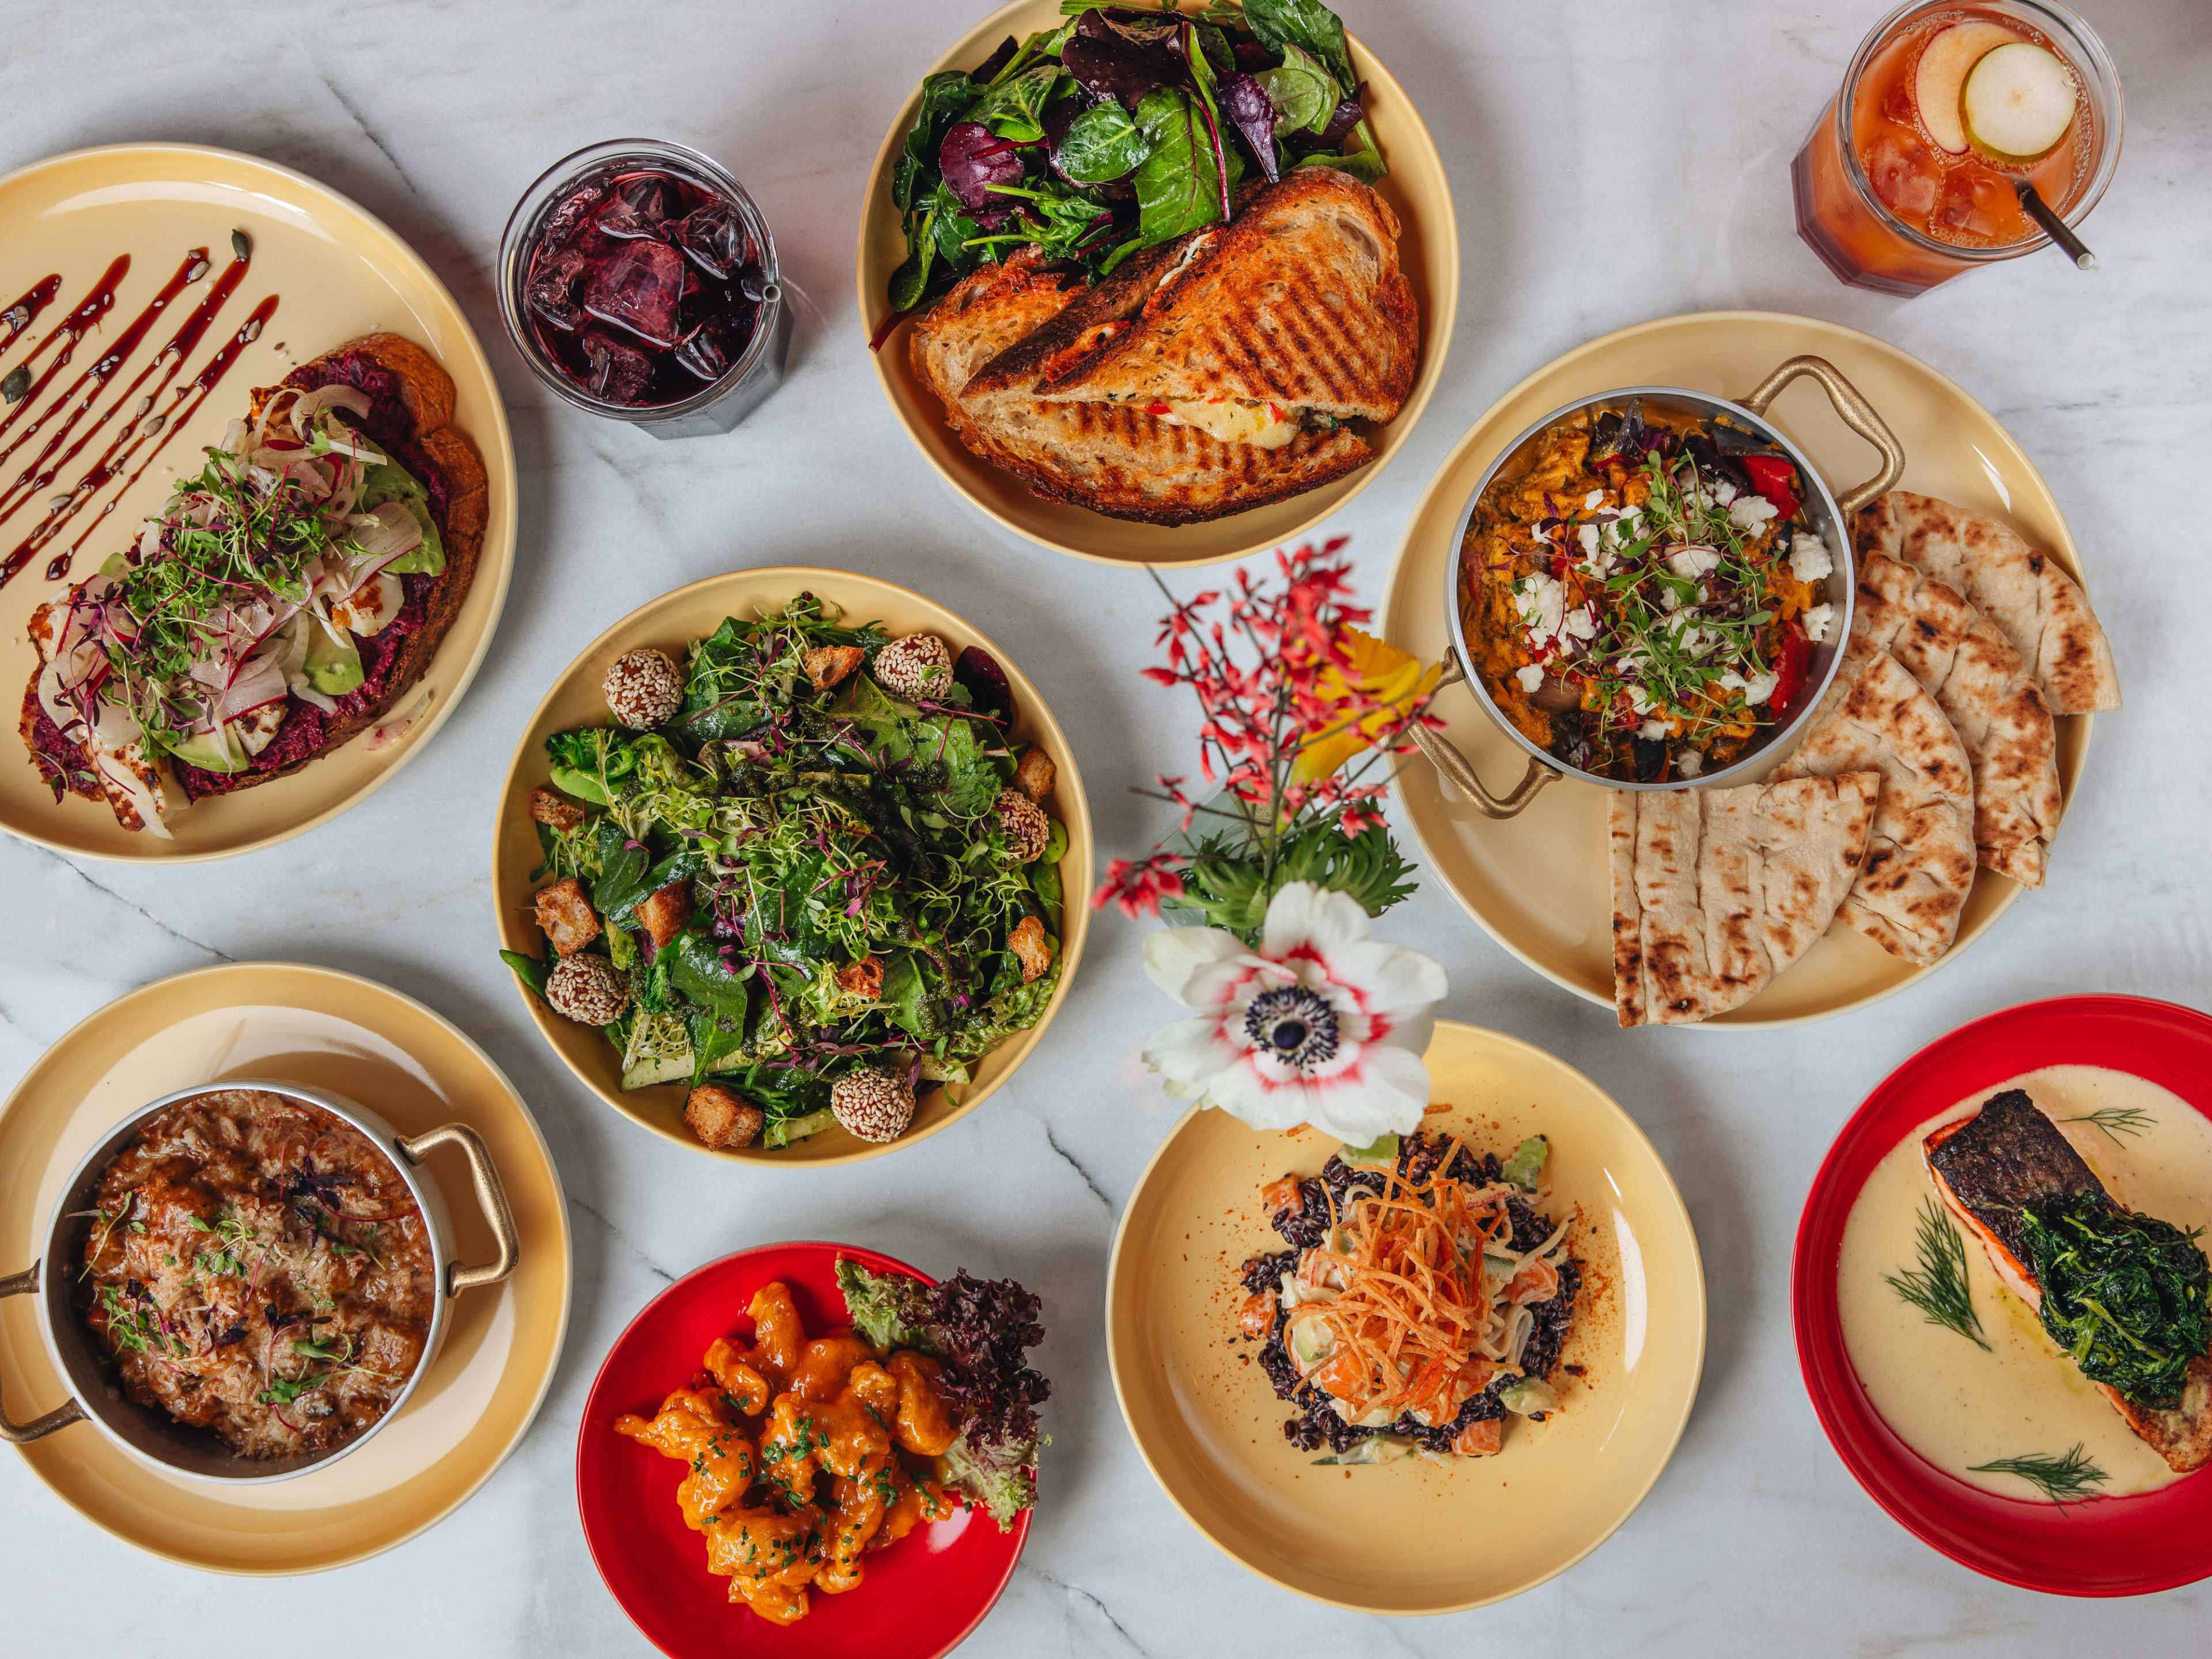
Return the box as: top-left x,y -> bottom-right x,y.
359,461 -> 445,576
1501,1134 -> 1550,1193
1340,1132 -> 1400,1168
304,618 -> 365,695
166,725 -> 247,773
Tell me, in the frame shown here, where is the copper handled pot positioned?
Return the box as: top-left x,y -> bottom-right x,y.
1416,354 -> 1906,816
0,1080 -> 518,1483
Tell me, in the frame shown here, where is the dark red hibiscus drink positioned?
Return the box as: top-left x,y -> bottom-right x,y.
501,141 -> 787,437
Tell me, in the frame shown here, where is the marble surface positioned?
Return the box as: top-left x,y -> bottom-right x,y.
3,1 -> 2209,1652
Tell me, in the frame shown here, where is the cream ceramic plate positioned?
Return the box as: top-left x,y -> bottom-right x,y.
0,963 -> 571,1573
0,144 -> 516,862
1107,1019 -> 1705,1613
493,567 -> 1092,1166
857,0 -> 1459,567
1385,312 -> 2094,1027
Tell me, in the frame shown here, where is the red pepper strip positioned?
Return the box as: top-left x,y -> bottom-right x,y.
1740,454 -> 1801,522
1768,621 -> 1812,717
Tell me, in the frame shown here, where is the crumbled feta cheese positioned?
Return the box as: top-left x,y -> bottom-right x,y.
1712,479 -> 1738,506
1513,572 -> 1567,646
1717,669 -> 1747,694
1561,604 -> 1597,642
1583,489 -> 1605,511
1676,748 -> 1704,777
1639,718 -> 1667,740
1660,586 -> 1684,613
1667,544 -> 1722,579
1743,669 -> 1781,706
1790,532 -> 1834,584
1576,523 -> 1601,558
1514,664 -> 1543,694
1627,684 -> 1657,715
1729,496 -> 1779,531
1803,601 -> 1836,643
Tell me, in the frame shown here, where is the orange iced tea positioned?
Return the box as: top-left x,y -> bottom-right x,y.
1793,2 -> 2121,294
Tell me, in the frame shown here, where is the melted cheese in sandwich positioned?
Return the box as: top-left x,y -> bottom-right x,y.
1149,397 -> 1302,450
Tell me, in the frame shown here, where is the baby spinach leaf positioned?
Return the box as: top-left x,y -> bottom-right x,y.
1256,42 -> 1336,135
1298,147 -> 1384,185
664,931 -> 753,1018
499,950 -> 551,1002
1243,0 -> 1355,95
884,952 -> 945,1041
589,820 -> 653,919
964,63 -> 1062,143
1056,100 -> 1150,184
1132,87 -> 1241,246
686,1005 -> 751,1084
897,71 -> 979,211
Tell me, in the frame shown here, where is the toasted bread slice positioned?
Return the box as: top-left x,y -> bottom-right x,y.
1033,169 -> 1418,423
913,248 -> 1374,526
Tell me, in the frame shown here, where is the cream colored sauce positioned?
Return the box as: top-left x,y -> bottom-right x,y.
1837,1065 -> 2212,1502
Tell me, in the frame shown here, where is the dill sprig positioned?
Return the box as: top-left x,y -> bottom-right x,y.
1968,1444 -> 2108,1508
2059,1104 -> 2156,1144
1887,1197 -> 1991,1351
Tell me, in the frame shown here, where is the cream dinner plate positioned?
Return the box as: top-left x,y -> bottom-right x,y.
1385,312 -> 2095,1027
856,0 -> 1460,568
492,566 -> 1092,1167
0,963 -> 571,1573
0,144 -> 517,862
1107,1019 -> 1705,1613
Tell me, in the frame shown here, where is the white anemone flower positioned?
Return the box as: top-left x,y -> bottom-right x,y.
1140,882 -> 1447,1144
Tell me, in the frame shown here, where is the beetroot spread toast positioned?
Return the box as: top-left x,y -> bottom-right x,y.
21,332 -> 487,835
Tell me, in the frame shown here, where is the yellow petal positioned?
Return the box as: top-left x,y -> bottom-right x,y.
1292,630 -> 1441,785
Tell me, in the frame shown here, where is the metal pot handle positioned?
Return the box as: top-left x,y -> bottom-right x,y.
1408,659 -> 1563,820
0,1263 -> 85,1444
1738,355 -> 1905,518
397,1125 -> 521,1298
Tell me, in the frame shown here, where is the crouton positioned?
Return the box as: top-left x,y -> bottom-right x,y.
685,1084 -> 763,1152
1014,747 -> 1055,802
835,955 -> 884,999
535,877 -> 601,957
1007,915 -> 1054,983
529,786 -> 584,833
637,878 -> 694,949
803,645 -> 865,692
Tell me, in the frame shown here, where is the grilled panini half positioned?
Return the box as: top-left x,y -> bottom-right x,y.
1925,1089 -> 2212,1473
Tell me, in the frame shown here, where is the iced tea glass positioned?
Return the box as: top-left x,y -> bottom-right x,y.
1793,1 -> 2122,295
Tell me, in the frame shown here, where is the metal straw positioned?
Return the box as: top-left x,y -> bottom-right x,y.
2016,180 -> 2097,270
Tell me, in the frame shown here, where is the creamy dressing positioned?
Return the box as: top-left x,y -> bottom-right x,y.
1837,1065 -> 2212,1502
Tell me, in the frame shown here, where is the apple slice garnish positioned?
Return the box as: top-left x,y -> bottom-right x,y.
1963,41 -> 2078,164
1912,20 -> 2017,153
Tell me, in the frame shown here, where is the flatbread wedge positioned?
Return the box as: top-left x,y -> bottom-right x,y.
1854,490 -> 2119,715
1852,552 -> 2062,889
1775,645 -> 1977,965
1609,772 -> 1879,1027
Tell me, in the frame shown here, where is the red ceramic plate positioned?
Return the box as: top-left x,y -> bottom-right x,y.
578,1241 -> 1030,1657
1794,995 -> 2212,1596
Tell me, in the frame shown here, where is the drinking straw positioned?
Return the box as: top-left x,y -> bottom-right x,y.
2016,181 -> 2097,270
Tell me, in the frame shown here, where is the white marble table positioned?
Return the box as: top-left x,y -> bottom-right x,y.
4,1 -> 2209,1652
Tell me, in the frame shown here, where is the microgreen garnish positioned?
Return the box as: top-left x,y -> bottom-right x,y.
1968,1444 -> 2108,1507
1887,1198 -> 1991,1351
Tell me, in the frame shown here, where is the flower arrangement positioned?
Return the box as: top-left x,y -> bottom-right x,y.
1093,541 -> 1448,1142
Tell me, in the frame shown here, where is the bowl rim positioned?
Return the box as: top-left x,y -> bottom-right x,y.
1441,383 -> 1858,791
851,0 -> 1461,567
32,1077 -> 455,1486
0,141 -> 519,865
1104,1017 -> 1708,1613
490,564 -> 1092,1167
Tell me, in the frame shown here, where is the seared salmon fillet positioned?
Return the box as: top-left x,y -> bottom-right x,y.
1923,1089 -> 2212,1474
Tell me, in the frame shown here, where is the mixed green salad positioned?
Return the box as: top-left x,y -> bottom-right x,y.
884,0 -> 1382,321
503,596 -> 1068,1150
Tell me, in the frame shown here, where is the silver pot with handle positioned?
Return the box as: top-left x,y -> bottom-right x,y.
1417,355 -> 1906,815
0,1079 -> 518,1484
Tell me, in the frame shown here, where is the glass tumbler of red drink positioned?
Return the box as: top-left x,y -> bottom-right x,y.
499,139 -> 789,438
1792,1 -> 2122,295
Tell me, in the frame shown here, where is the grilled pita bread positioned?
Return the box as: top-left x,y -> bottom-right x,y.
1854,490 -> 2119,715
1609,773 -> 1878,1027
1032,167 -> 1418,422
908,170 -> 1411,526
1853,552 -> 2062,888
1775,646 -> 1976,964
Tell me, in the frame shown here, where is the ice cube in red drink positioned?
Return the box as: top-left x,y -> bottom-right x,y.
673,201 -> 753,280
582,330 -> 654,404
1866,131 -> 1941,220
527,247 -> 590,332
583,240 -> 687,346
597,175 -> 672,241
